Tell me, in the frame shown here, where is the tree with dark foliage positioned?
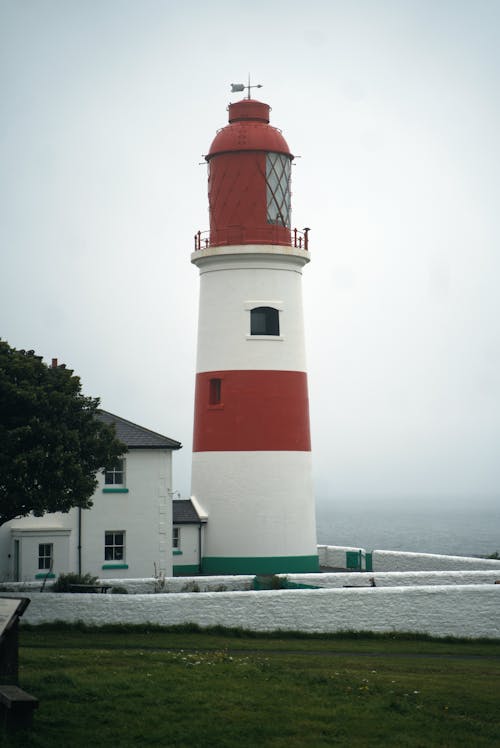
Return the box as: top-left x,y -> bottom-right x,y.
0,341 -> 126,526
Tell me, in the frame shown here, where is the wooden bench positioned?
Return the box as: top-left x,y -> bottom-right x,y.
69,584 -> 112,593
343,577 -> 377,588
0,685 -> 38,729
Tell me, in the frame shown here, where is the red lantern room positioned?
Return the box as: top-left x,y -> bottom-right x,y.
204,98 -> 294,248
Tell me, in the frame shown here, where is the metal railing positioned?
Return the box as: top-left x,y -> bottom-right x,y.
194,227 -> 309,251
194,230 -> 210,251
293,228 -> 310,251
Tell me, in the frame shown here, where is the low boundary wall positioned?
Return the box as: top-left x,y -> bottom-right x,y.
5,546 -> 499,639
4,569 -> 500,595
318,545 -> 500,572
288,570 -> 500,587
9,585 -> 500,639
373,550 -> 500,572
0,576 -> 255,595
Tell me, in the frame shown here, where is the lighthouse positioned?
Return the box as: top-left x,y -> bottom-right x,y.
190,92 -> 319,575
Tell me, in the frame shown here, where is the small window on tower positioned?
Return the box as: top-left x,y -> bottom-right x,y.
209,378 -> 222,405
250,307 -> 280,336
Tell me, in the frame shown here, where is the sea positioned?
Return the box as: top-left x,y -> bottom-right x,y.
315,500 -> 500,558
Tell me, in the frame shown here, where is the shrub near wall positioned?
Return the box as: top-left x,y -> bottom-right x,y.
0,576 -> 255,595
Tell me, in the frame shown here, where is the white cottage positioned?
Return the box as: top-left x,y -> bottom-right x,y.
0,411 -> 181,582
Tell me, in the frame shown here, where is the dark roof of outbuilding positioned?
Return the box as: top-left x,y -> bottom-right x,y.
173,499 -> 202,524
96,410 -> 182,450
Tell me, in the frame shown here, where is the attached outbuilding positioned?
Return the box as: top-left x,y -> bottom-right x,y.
172,498 -> 207,576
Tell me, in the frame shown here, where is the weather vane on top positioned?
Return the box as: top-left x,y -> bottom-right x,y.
230,75 -> 262,99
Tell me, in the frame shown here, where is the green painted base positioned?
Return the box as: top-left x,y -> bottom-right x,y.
201,555 -> 319,575
173,564 -> 200,576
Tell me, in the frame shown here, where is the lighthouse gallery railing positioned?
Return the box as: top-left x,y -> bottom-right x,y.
194,227 -> 310,252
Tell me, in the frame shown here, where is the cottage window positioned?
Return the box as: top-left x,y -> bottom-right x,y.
172,527 -> 181,550
104,459 -> 125,486
105,531 -> 125,561
38,543 -> 53,570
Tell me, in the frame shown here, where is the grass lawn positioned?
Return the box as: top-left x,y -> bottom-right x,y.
1,625 -> 499,747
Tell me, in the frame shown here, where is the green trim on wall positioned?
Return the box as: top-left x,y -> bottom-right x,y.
173,564 -> 200,576
173,550 -> 183,555
35,572 -> 55,579
201,555 -> 319,575
101,563 -> 129,569
102,488 -> 129,493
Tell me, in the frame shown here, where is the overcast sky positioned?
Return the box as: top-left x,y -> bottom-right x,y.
1,1 -> 499,510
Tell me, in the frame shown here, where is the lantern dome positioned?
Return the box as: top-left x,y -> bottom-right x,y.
207,99 -> 292,160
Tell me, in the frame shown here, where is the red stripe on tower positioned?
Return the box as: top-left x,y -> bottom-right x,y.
193,370 -> 311,452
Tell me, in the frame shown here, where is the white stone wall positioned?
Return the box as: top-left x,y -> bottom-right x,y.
373,549 -> 500,572
4,569 -> 500,594
289,570 -> 500,587
13,585 -> 500,639
318,545 -> 500,573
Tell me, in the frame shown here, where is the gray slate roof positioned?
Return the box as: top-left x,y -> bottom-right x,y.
173,499 -> 202,524
97,410 -> 182,450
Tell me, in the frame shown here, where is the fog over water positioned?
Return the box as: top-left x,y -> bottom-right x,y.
316,496 -> 500,556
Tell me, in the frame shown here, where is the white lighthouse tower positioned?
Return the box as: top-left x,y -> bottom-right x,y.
191,93 -> 318,574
